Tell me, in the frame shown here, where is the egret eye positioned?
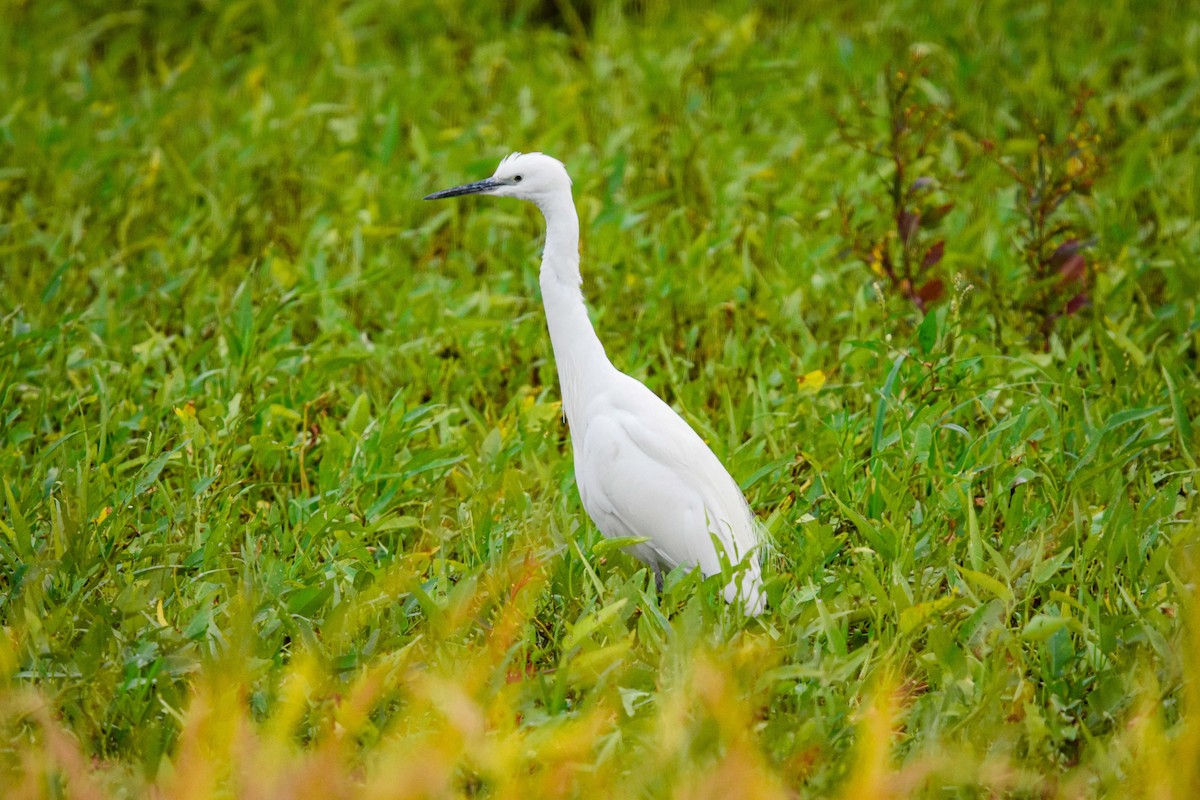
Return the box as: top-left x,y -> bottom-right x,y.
513,175 -> 523,183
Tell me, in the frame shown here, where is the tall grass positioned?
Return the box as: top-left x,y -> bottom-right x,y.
1,0 -> 1197,796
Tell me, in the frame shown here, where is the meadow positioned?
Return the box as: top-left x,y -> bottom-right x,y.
1,1 -> 1198,796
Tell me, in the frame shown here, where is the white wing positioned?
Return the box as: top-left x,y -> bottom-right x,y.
573,371 -> 764,614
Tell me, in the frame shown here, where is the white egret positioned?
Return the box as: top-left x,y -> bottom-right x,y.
425,153 -> 765,616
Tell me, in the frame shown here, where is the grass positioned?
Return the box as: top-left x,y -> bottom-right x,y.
1,0 -> 1198,796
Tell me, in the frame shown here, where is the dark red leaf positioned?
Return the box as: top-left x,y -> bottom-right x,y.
1057,253 -> 1086,284
1048,238 -> 1082,269
916,278 -> 945,305
898,210 -> 921,244
922,240 -> 945,269
1065,292 -> 1090,315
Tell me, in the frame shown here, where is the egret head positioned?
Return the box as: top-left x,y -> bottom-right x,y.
424,152 -> 571,206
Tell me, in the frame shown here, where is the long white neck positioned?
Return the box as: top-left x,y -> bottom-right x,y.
535,191 -> 615,432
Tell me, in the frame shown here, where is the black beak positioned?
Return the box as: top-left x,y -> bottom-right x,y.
424,177 -> 501,200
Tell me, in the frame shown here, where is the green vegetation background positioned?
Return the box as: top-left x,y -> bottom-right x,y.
1,0 -> 1198,796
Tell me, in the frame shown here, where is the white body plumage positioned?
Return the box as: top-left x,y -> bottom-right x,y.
426,152 -> 765,616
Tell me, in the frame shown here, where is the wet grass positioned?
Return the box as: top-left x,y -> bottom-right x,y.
1,1 -> 1198,796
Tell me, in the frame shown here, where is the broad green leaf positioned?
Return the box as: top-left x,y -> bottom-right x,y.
899,595 -> 958,635
956,566 -> 1014,603
1022,614 -> 1069,641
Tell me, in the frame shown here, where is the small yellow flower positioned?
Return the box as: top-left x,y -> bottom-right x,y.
869,240 -> 887,277
797,369 -> 826,394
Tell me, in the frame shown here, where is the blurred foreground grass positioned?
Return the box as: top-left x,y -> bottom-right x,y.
1,0 -> 1198,796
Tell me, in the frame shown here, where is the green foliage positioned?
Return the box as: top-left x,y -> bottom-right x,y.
1,0 -> 1198,797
